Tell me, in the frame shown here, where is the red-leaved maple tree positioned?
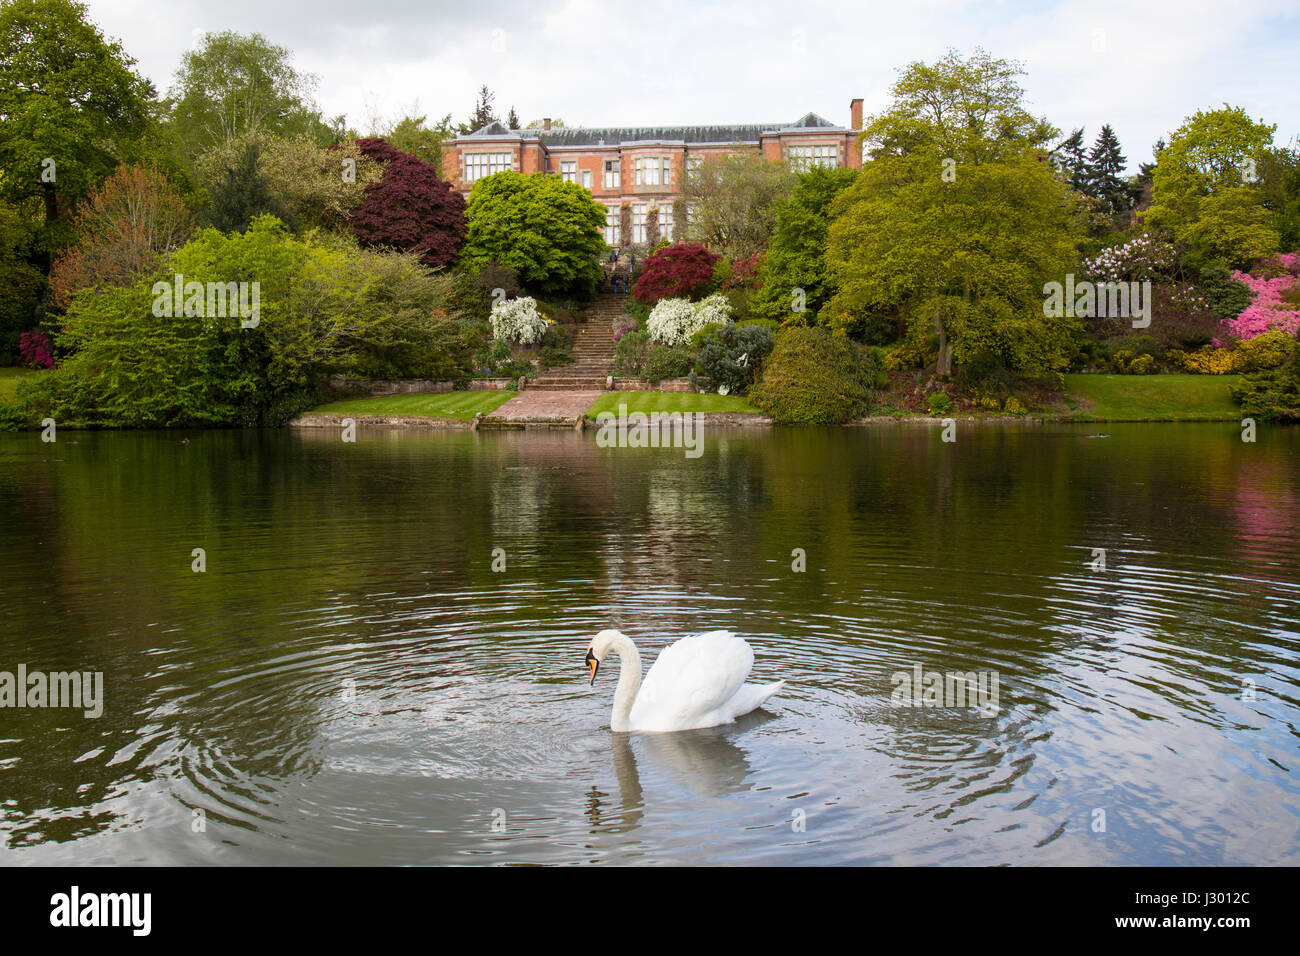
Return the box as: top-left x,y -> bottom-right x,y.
347,138 -> 466,269
631,243 -> 721,304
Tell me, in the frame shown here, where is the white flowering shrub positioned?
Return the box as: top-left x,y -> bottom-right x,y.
694,293 -> 733,328
491,296 -> 548,344
646,294 -> 734,345
1085,234 -> 1177,283
646,298 -> 700,345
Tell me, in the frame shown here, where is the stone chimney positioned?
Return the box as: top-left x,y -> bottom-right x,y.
543,117 -> 552,131
850,98 -> 863,131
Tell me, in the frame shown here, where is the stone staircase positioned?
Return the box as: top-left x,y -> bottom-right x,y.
529,293 -> 626,390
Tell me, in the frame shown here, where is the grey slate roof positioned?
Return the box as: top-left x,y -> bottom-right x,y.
460,112 -> 843,145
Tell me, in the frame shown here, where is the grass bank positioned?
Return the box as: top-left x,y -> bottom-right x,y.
0,367 -> 43,401
586,392 -> 760,418
1060,374 -> 1242,421
307,391 -> 514,420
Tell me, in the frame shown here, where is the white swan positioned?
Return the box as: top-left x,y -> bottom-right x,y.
584,629 -> 785,732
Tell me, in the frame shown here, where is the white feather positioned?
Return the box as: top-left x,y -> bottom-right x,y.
589,629 -> 785,732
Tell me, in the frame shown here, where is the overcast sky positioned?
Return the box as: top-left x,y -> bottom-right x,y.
85,0 -> 1298,172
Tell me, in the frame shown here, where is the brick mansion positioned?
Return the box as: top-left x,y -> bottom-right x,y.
441,99 -> 865,246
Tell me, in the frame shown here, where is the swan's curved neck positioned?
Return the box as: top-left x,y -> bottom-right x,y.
607,633 -> 642,733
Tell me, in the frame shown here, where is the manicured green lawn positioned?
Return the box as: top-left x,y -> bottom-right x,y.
0,367 -> 43,401
586,391 -> 760,417
308,390 -> 515,420
1062,374 -> 1242,421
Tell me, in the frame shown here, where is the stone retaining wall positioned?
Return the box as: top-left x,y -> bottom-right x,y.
611,377 -> 693,393
327,375 -> 514,395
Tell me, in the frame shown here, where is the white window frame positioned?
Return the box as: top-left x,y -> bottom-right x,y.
603,159 -> 620,189
632,203 -> 647,243
465,152 -> 513,182
658,203 -> 673,242
605,205 -> 619,245
635,157 -> 661,186
787,144 -> 838,171
662,156 -> 672,186
561,160 -> 577,183
582,169 -> 592,190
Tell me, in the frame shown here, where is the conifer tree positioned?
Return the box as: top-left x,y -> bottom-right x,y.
461,85 -> 498,134
1086,124 -> 1131,213
1054,128 -> 1089,193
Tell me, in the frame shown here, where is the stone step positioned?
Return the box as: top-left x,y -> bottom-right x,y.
530,382 -> 609,390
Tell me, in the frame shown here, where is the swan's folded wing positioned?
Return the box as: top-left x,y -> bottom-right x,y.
631,631 -> 753,730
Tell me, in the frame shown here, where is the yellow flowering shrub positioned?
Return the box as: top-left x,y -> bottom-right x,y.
1182,347 -> 1239,374
1236,331 -> 1296,372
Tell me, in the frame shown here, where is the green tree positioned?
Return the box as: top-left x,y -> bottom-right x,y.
1131,137 -> 1165,209
863,48 -> 1057,162
461,171 -> 605,297
1086,124 -> 1132,214
749,326 -> 877,424
385,114 -> 454,173
682,153 -> 795,258
197,133 -> 381,233
0,198 -> 47,361
460,85 -> 498,134
1142,105 -> 1279,268
0,0 -> 154,262
49,164 -> 193,310
1054,128 -> 1089,193
204,139 -> 290,232
826,50 -> 1080,377
1258,143 -> 1300,251
30,216 -> 465,426
751,167 -> 858,325
166,31 -> 331,158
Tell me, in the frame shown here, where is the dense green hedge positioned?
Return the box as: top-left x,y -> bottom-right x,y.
644,344 -> 695,384
749,326 -> 878,424
1231,342 -> 1300,421
17,216 -> 474,428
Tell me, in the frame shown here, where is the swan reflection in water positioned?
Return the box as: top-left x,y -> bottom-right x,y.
585,710 -> 776,833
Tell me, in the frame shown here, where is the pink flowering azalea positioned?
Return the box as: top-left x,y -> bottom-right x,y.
18,330 -> 55,369
1227,252 -> 1300,341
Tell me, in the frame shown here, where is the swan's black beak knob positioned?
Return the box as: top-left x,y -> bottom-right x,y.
585,648 -> 599,685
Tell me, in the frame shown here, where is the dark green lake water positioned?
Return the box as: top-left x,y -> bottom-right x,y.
1,423 -> 1296,864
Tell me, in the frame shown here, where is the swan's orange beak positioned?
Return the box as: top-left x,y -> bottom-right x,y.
585,648 -> 599,685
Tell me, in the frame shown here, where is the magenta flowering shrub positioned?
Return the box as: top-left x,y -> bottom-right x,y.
18,330 -> 54,369
1227,252 -> 1300,341
612,315 -> 638,342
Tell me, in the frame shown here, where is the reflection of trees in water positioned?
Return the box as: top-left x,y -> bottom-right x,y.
598,439 -> 773,592
489,462 -> 547,541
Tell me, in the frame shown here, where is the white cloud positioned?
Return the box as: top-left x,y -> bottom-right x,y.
84,0 -> 1300,170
